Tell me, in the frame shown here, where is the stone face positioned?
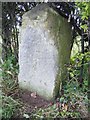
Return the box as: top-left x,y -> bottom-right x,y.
18,3 -> 72,100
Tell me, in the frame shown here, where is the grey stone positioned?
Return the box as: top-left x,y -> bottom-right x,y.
18,3 -> 72,100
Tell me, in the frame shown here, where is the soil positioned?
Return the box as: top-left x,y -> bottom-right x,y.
15,89 -> 51,117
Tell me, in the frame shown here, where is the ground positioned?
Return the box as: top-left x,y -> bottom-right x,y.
13,88 -> 88,119
14,89 -> 51,118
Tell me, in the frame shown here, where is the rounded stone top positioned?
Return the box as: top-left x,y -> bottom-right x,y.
22,3 -> 55,20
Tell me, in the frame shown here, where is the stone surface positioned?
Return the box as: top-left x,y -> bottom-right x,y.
18,3 -> 72,100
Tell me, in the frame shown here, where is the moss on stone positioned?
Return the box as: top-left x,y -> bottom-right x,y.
45,7 -> 73,98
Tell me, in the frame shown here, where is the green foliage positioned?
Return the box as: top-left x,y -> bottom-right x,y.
76,2 -> 90,32
76,2 -> 90,20
69,51 -> 90,92
1,94 -> 20,119
1,55 -> 19,95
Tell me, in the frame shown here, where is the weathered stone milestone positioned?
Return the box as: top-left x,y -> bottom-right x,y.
18,3 -> 72,100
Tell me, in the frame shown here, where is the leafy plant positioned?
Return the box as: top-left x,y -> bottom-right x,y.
1,55 -> 19,95
76,2 -> 90,20
69,51 -> 90,92
1,94 -> 20,119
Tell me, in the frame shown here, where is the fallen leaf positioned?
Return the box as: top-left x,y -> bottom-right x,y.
64,104 -> 68,111
62,103 -> 68,111
31,92 -> 37,98
35,106 -> 37,109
